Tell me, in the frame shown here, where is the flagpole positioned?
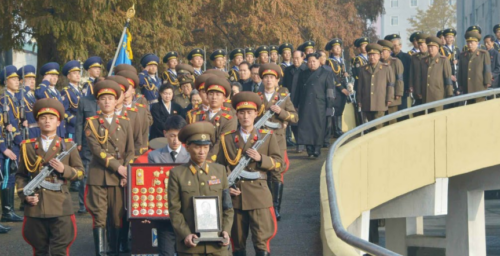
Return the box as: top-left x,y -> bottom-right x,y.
108,4 -> 136,76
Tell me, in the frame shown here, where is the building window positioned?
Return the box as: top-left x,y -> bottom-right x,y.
464,17 -> 468,26
391,16 -> 399,26
391,0 -> 399,7
411,0 -> 418,7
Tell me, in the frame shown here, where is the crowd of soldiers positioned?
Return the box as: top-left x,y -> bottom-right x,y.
0,22 -> 498,256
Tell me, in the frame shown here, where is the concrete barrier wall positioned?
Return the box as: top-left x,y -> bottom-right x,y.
320,99 -> 500,255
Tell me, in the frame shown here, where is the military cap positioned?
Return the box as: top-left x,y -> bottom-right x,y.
245,47 -> 255,56
187,48 -> 205,61
467,25 -> 482,34
325,38 -> 342,51
465,31 -> 481,42
354,37 -> 369,47
377,40 -> 394,51
229,48 -> 244,60
416,33 -> 429,43
116,70 -> 140,88
436,30 -> 443,37
384,34 -> 401,41
205,76 -> 231,97
278,43 -> 293,55
162,51 -> 178,63
114,64 -> 137,74
194,73 -> 215,91
140,54 -> 160,68
62,60 -> 81,76
106,60 -> 113,72
259,63 -> 282,79
269,45 -> 278,53
176,64 -> 195,76
0,65 -> 18,85
494,24 -> 500,33
443,28 -> 457,37
204,69 -> 229,79
33,98 -> 65,121
409,32 -> 422,43
83,56 -> 102,70
106,75 -> 130,92
426,36 -> 442,47
178,121 -> 214,145
210,49 -> 227,61
231,91 -> 262,111
254,46 -> 269,56
16,65 -> 36,79
366,43 -> 383,54
178,75 -> 194,86
39,62 -> 60,76
302,41 -> 316,50
93,80 -> 122,99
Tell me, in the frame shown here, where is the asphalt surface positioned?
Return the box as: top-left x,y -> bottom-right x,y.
0,147 -> 325,256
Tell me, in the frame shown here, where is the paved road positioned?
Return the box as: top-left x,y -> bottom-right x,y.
0,147 -> 326,255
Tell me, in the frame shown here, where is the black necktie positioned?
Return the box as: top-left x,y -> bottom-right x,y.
170,151 -> 177,162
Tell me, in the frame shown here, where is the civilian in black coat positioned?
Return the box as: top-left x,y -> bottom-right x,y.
485,35 -> 500,88
150,84 -> 184,140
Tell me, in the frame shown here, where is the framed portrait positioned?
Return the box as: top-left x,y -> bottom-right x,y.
193,196 -> 221,233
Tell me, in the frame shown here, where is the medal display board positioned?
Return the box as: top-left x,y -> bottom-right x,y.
127,164 -> 179,219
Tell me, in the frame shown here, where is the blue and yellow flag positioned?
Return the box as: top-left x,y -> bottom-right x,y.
115,29 -> 133,65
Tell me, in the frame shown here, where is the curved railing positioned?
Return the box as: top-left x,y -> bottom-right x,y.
325,88 -> 500,256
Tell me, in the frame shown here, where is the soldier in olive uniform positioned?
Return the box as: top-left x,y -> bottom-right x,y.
300,41 -> 316,55
168,121 -> 233,256
16,98 -> 84,255
384,34 -> 412,115
229,49 -> 244,82
187,48 -> 205,77
257,64 -> 298,221
378,40 -> 404,122
84,80 -> 135,255
175,76 -> 195,109
462,26 -> 488,52
245,47 -> 255,65
458,31 -> 492,103
216,92 -> 282,256
357,43 -> 395,129
186,74 -> 216,124
409,34 -> 430,107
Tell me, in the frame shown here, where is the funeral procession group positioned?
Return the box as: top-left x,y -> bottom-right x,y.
0,4 -> 499,256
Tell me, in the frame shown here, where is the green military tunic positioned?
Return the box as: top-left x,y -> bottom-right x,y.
458,49 -> 492,95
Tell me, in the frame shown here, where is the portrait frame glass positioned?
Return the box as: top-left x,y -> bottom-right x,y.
193,196 -> 221,233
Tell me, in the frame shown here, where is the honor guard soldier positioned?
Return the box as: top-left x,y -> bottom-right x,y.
463,26 -> 488,51
229,48 -> 244,82
168,121 -> 233,256
84,80 -> 135,255
357,43 -> 395,129
442,28 -> 461,95
278,43 -> 293,69
408,32 -> 421,56
210,49 -> 227,72
437,30 -> 445,45
216,92 -> 282,256
245,47 -> 255,64
16,98 -> 84,255
139,53 -> 161,105
351,37 -> 369,93
186,73 -> 215,124
61,60 -> 83,139
257,64 -> 298,221
378,40 -> 404,121
36,62 -> 67,137
300,41 -> 316,55
269,45 -> 279,64
384,34 -> 412,113
0,66 -> 24,224
17,65 -> 40,139
494,24 -> 500,51
187,48 -> 205,77
255,46 -> 270,64
82,56 -> 103,97
162,51 -> 180,86
409,34 -> 430,107
325,38 -> 349,138
458,31 -> 492,103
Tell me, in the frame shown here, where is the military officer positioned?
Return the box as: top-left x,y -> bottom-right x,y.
255,46 -> 270,64
278,43 -> 293,70
357,43 -> 395,129
162,51 -> 180,86
16,98 -> 83,255
61,60 -> 83,139
174,76 -> 195,109
35,62 -> 67,137
17,65 -> 39,139
229,48 -> 244,82
187,48 -> 205,77
216,92 -> 282,256
139,53 -> 161,105
210,49 -> 227,71
442,28 -> 461,95
463,26 -> 488,51
384,34 -> 412,114
378,40 -> 404,122
186,74 -> 215,124
84,80 -> 135,255
494,24 -> 500,51
257,64 -> 297,221
115,68 -> 149,106
351,37 -> 369,95
168,121 -> 233,256
244,47 -> 255,64
82,56 -> 103,97
457,31 -> 492,103
408,32 -> 421,56
409,34 -> 430,107
269,45 -> 279,64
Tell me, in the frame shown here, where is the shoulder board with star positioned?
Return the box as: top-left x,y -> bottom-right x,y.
195,110 -> 205,115
96,110 -> 102,114
221,113 -> 232,119
278,86 -> 290,94
478,49 -> 488,54
223,130 -> 237,136
382,63 -> 389,66
225,99 -> 231,103
221,106 -> 230,112
259,129 -> 273,134
21,138 -> 37,145
190,106 -> 200,112
439,55 -> 448,59
127,107 -> 138,112
117,115 -> 130,120
135,103 -> 146,108
87,115 -> 99,121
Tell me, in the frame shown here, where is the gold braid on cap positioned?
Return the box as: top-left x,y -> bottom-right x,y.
220,134 -> 242,166
22,143 -> 43,173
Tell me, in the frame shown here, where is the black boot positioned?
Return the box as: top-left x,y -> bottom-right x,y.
119,218 -> 130,253
108,228 -> 120,256
233,250 -> 247,256
93,228 -> 105,256
0,223 -> 11,233
333,116 -> 344,138
256,250 -> 271,256
272,182 -> 283,221
306,145 -> 314,157
278,182 -> 284,219
19,200 -> 24,211
1,188 -> 23,222
313,145 -> 321,158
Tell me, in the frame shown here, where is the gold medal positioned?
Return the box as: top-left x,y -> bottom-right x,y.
132,203 -> 139,209
156,195 -> 162,201
164,202 -> 169,208
148,187 -> 155,193
156,188 -> 163,193
140,188 -> 147,194
148,195 -> 154,201
140,195 -> 147,201
156,202 -> 163,208
148,202 -> 155,209
164,195 -> 168,201
153,171 -> 160,177
132,188 -> 139,194
140,202 -> 147,208
132,195 -> 139,201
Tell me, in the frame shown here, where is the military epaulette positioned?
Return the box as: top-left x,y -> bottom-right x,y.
381,63 -> 389,67
117,115 -> 129,120
259,129 -> 273,134
195,110 -> 205,115
96,110 -> 102,114
190,107 -> 200,112
225,99 -> 232,103
63,87 -> 68,90
135,103 -> 145,108
257,92 -> 263,96
64,138 -> 73,143
21,138 -> 37,145
478,49 -> 488,54
280,93 -> 287,97
221,113 -> 232,120
127,107 -> 138,112
88,115 -> 99,120
439,55 -> 448,58
221,106 -> 230,112
223,130 -> 236,136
